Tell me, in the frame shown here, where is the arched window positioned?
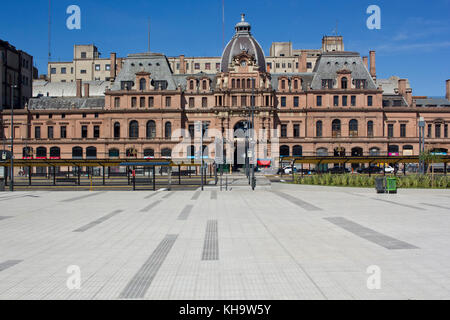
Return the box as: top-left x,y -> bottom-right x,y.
202,80 -> 207,90
161,148 -> 172,158
144,148 -> 154,158
50,147 -> 61,159
164,122 -> 172,139
108,148 -> 119,158
129,120 -> 139,139
280,145 -> 290,157
316,121 -> 323,137
293,145 -> 302,157
341,77 -> 348,89
86,146 -> 97,159
232,79 -> 235,89
332,119 -> 341,137
237,79 -> 240,88
189,80 -> 194,90
247,78 -> 251,88
367,121 -> 374,137
139,78 -> 146,91
146,120 -> 156,139
187,145 -> 195,159
369,147 -> 380,156
72,146 -> 83,159
114,122 -> 120,139
316,148 -> 328,156
22,147 -> 33,159
349,119 -> 358,137
36,147 -> 47,159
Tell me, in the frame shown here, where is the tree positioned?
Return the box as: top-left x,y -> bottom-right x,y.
419,150 -> 443,187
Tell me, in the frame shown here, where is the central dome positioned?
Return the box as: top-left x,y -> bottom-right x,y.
220,14 -> 266,73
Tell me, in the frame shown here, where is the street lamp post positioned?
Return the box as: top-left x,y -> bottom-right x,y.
10,84 -> 17,192
418,117 -> 425,174
251,78 -> 256,190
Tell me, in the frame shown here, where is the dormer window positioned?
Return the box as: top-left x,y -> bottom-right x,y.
241,60 -> 247,67
139,78 -> 146,91
341,77 -> 348,89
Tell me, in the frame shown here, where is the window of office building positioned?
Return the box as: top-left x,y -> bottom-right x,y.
51,68 -> 56,74
388,124 -> 394,138
316,121 -> 322,137
281,124 -> 287,137
427,124 -> 432,138
294,96 -> 299,107
82,125 -> 88,138
351,95 -> 356,106
189,97 -> 195,108
202,97 -> 207,108
445,124 -> 448,138
194,63 -> 200,70
105,64 -> 111,70
47,126 -> 54,139
61,67 -> 66,74
435,124 -> 441,138
232,96 -> 237,106
93,125 -> 100,138
333,96 -> 339,106
316,96 -> 322,107
148,97 -> 154,107
342,96 -> 348,106
80,70 -> 87,74
35,126 -> 41,139
205,63 -> 211,70
400,124 -> 406,137
166,97 -> 171,107
131,97 -> 137,108
60,126 -> 67,139
81,52 -> 87,59
114,97 -> 120,108
368,96 -> 373,106
241,96 -> 247,106
281,96 -> 286,107
293,124 -> 300,137
95,64 -> 100,71
367,121 -> 374,137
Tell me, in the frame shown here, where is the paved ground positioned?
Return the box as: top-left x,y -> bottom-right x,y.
0,180 -> 449,300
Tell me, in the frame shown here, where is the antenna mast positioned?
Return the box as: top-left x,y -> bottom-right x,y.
148,18 -> 151,52
222,0 -> 225,50
48,0 -> 51,64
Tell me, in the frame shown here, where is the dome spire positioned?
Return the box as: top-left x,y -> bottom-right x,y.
241,13 -> 245,22
235,13 -> 251,33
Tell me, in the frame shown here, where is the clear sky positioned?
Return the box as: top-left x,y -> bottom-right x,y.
1,0 -> 449,96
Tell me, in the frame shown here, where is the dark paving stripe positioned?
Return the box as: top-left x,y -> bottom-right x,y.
162,192 -> 173,199
420,203 -> 450,210
0,260 -> 22,272
191,191 -> 200,200
272,191 -> 322,211
73,210 -> 123,232
61,191 -> 105,203
210,191 -> 217,200
373,198 -> 425,211
0,216 -> 12,221
178,205 -> 194,220
119,234 -> 178,299
140,200 -> 162,212
202,220 -> 219,261
144,193 -> 159,199
325,217 -> 418,250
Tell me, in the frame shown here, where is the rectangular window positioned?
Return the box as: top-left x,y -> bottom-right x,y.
427,124 -> 432,138
148,97 -> 154,107
82,125 -> 88,138
281,97 -> 286,107
202,97 -> 208,108
435,124 -> 441,138
93,125 -> 100,138
131,97 -> 137,108
60,126 -> 67,139
114,97 -> 120,108
241,96 -> 247,107
105,64 -> 111,71
35,126 -> 41,139
47,126 -> 54,139
281,124 -> 287,137
293,96 -> 299,107
140,97 -> 145,108
205,63 -> 211,70
316,96 -> 322,107
355,79 -> 367,89
189,124 -> 195,138
80,70 -> 87,74
368,96 -> 373,106
388,124 -> 394,138
342,96 -> 348,107
95,64 -> 101,71
165,96 -> 171,107
194,63 -> 200,70
51,68 -> 56,74
400,124 -> 406,137
189,97 -> 195,108
232,96 -> 237,107
351,95 -> 356,106
81,52 -> 87,59
61,67 -> 66,74
333,96 -> 339,107
307,62 -> 312,69
322,79 -> 333,89
445,124 -> 448,138
293,124 -> 300,137
216,63 -> 220,70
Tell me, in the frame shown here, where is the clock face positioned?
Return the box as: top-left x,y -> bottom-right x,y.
240,60 -> 247,67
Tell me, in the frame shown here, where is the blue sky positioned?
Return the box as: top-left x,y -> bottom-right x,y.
1,0 -> 449,96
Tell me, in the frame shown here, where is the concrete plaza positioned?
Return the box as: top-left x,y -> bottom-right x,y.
0,180 -> 449,300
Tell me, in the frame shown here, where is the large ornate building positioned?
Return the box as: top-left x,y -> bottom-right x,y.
1,14 -> 449,173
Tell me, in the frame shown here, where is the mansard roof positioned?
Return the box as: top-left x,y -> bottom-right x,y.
111,53 -> 178,90
28,97 -> 104,110
310,52 -> 378,90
